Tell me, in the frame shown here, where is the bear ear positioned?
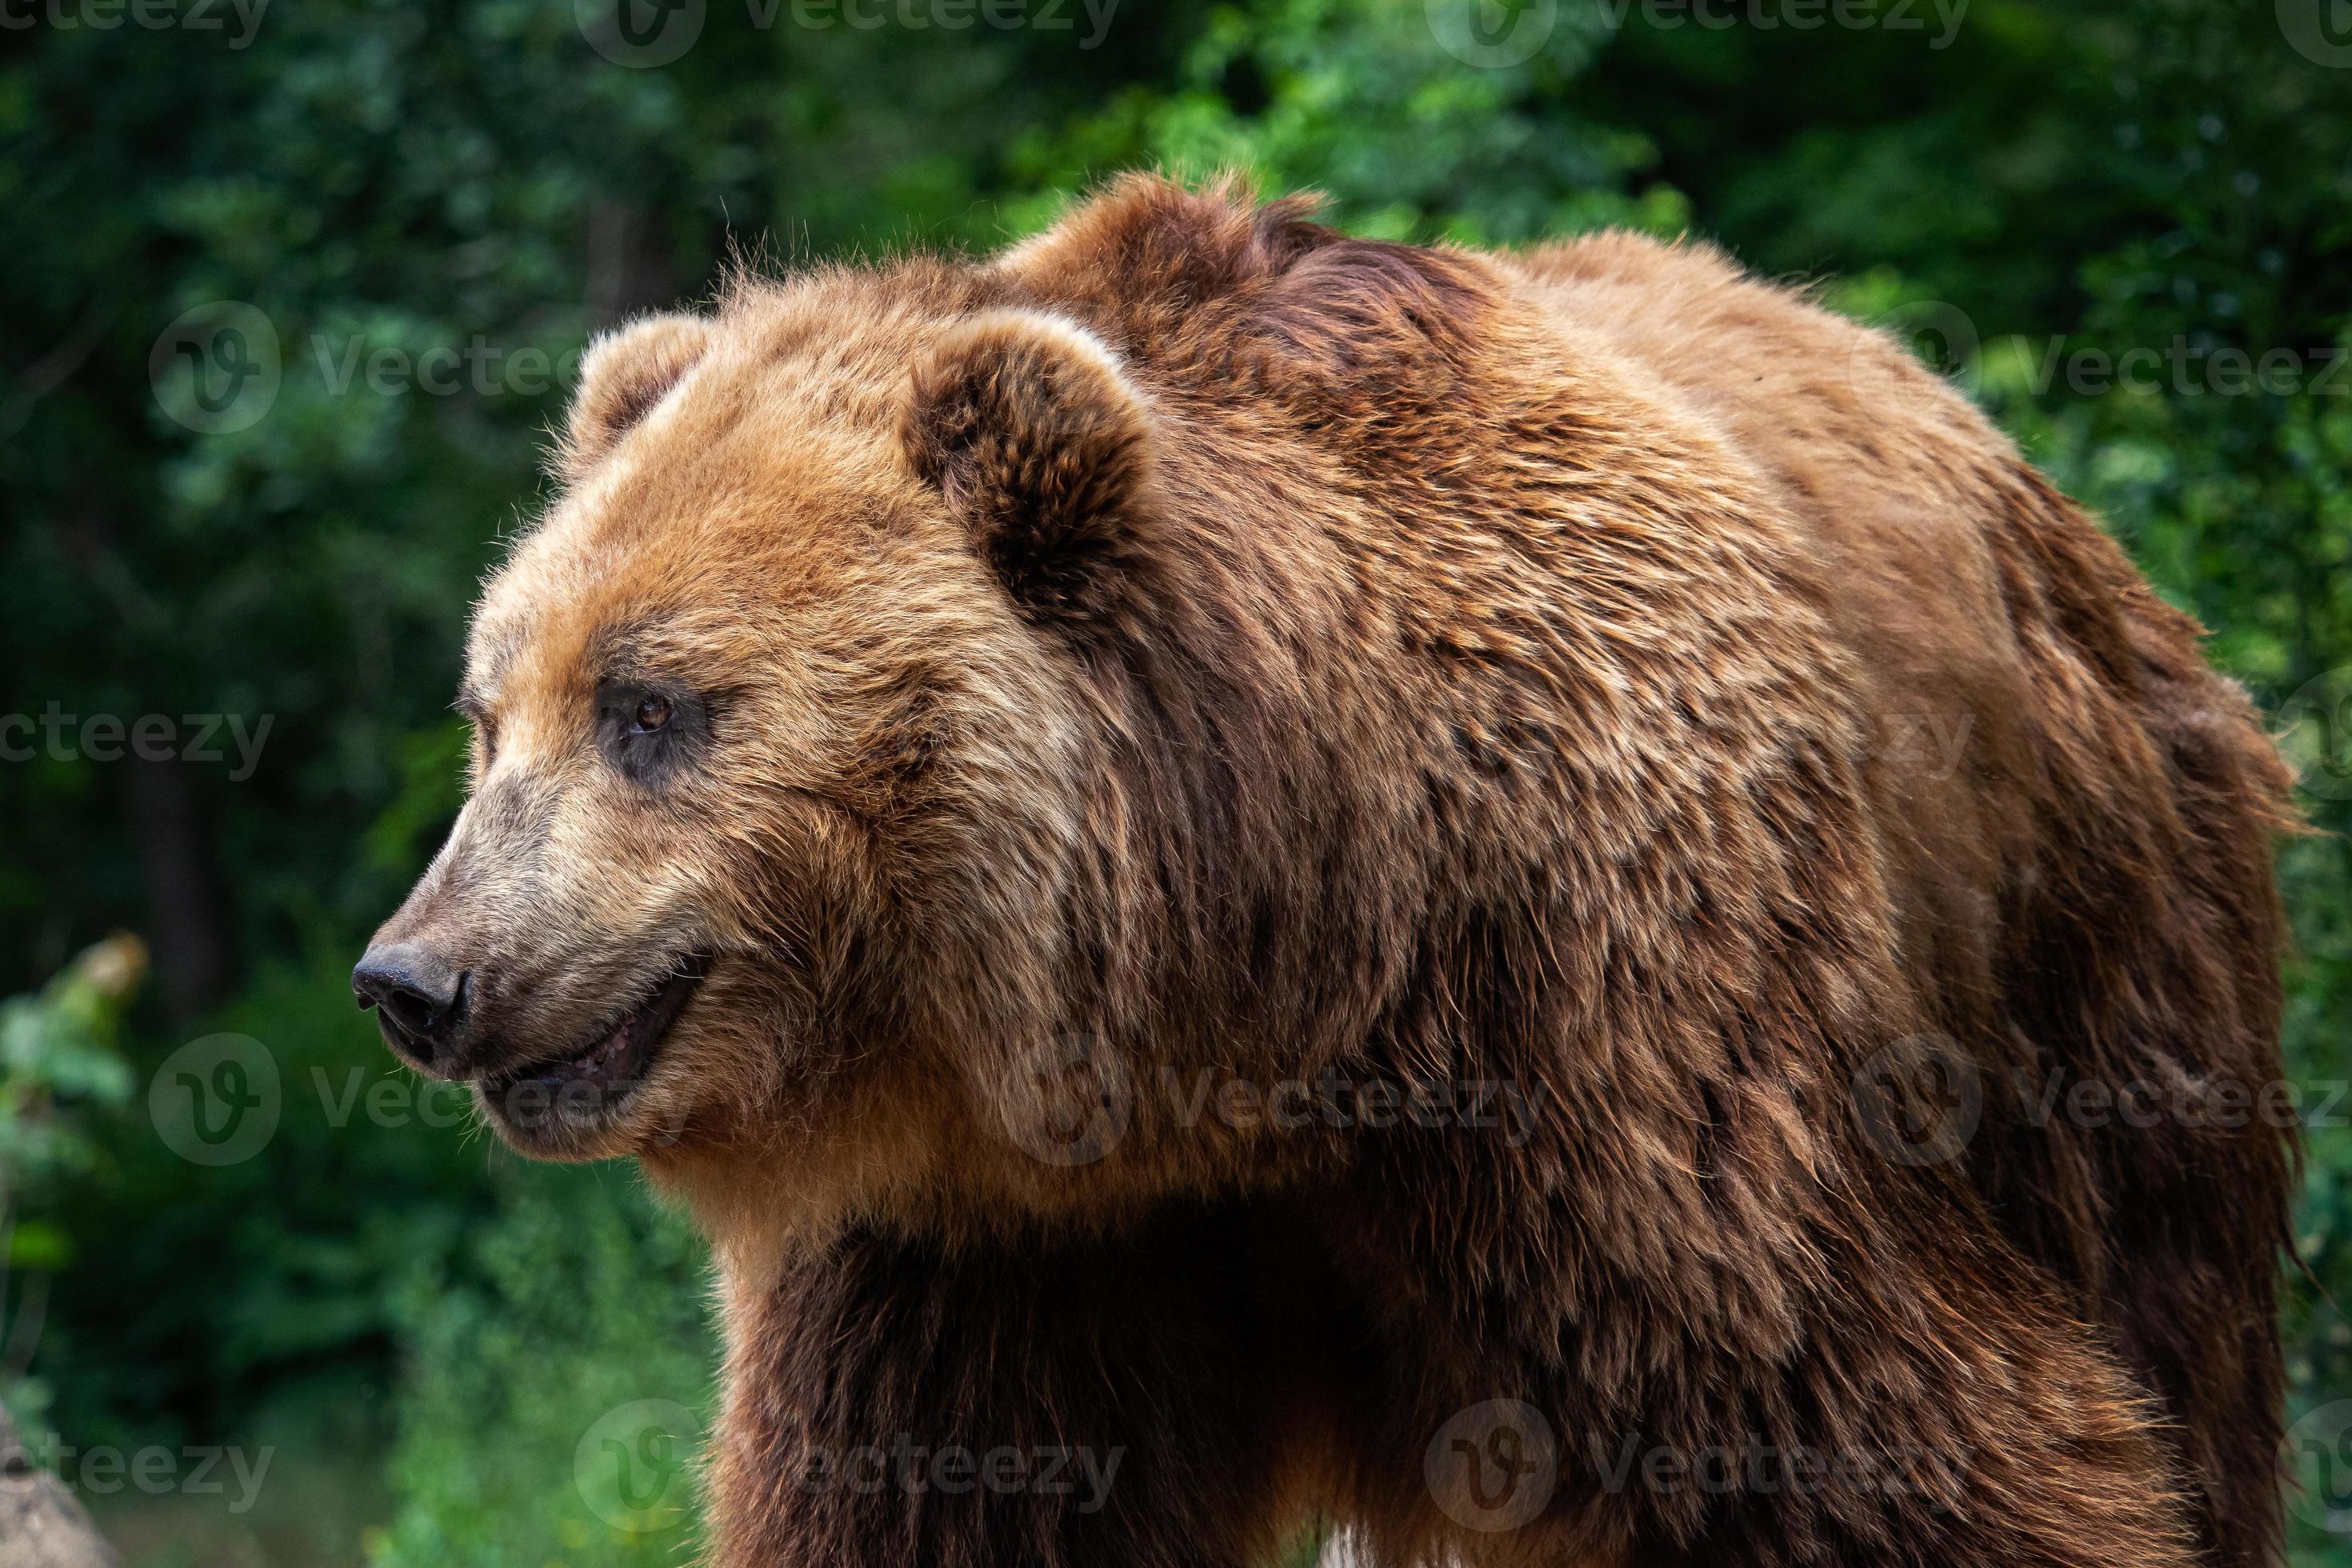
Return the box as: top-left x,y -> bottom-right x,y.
901,310 -> 1154,629
557,313 -> 715,485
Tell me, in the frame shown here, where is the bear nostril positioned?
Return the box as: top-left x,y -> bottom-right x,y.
353,944 -> 470,1070
378,986 -> 438,1039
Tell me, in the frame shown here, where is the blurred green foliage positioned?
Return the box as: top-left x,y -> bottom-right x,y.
366,1166 -> 712,1568
0,934 -> 139,1435
1,0 -> 2346,1562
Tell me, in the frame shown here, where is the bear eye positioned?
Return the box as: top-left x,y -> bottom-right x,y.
596,678 -> 703,787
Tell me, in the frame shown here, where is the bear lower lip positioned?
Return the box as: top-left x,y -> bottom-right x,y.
482,952 -> 712,1114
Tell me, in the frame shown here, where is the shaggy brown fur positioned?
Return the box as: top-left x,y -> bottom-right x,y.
362,176 -> 2296,1568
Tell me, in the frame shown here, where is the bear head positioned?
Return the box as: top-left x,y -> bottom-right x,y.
354,270 -> 1188,1210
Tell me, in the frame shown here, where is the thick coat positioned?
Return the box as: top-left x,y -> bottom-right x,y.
363,175 -> 2297,1568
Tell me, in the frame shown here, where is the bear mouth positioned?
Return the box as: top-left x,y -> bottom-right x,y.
480,950 -> 713,1118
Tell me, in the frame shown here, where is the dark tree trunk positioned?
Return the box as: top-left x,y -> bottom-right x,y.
123,755 -> 235,1022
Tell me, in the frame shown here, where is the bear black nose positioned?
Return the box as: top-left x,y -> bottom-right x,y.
354,943 -> 471,1074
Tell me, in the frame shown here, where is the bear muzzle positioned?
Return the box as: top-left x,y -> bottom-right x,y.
356,930 -> 718,1155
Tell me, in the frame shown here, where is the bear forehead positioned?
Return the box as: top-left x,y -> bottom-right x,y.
467,285 -> 986,691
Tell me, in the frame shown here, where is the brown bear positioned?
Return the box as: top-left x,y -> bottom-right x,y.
356,175 -> 2298,1568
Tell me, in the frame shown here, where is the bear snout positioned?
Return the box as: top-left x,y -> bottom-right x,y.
353,941 -> 478,1078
